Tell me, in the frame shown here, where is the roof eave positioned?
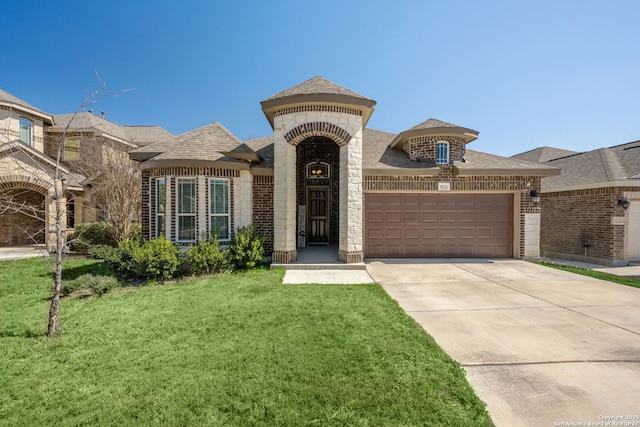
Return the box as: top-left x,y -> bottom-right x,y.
455,167 -> 561,177
363,168 -> 440,176
260,94 -> 376,129
389,127 -> 479,149
139,159 -> 251,171
0,101 -> 54,124
542,180 -> 640,193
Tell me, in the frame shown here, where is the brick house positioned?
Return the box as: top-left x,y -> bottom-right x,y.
513,143 -> 640,265
0,88 -> 171,248
131,77 -> 558,262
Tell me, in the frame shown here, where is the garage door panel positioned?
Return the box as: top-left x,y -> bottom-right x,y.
365,193 -> 513,258
403,211 -> 420,222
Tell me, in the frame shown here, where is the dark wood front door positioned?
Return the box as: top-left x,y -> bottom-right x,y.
308,186 -> 329,244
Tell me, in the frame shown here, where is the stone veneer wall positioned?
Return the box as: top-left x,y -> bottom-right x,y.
401,135 -> 466,163
272,105 -> 364,263
541,187 -> 639,265
296,137 -> 340,245
252,175 -> 274,254
0,105 -> 46,152
364,172 -> 542,258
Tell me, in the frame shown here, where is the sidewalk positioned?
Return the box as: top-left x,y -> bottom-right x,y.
0,245 -> 48,261
538,257 -> 640,278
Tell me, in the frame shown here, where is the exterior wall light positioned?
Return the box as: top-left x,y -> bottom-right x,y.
618,197 -> 631,210
529,189 -> 541,205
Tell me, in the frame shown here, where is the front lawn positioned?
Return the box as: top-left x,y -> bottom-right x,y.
538,262 -> 640,289
0,257 -> 492,426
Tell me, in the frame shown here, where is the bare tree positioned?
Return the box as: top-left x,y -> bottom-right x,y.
0,73 -> 129,336
72,136 -> 141,241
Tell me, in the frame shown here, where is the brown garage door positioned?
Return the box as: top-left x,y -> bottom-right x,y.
365,193 -> 513,258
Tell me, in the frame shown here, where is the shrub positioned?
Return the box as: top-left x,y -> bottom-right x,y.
68,222 -> 118,254
133,237 -> 180,281
105,237 -> 179,281
62,274 -> 120,297
226,225 -> 264,270
187,236 -> 228,275
88,244 -> 119,260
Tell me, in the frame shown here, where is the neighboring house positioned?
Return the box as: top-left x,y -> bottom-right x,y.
0,88 -> 172,248
513,142 -> 640,265
130,77 -> 558,263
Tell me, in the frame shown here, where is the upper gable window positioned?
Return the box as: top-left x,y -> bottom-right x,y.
436,141 -> 449,165
19,118 -> 33,146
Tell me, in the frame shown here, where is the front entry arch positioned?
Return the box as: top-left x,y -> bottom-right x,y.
296,136 -> 340,248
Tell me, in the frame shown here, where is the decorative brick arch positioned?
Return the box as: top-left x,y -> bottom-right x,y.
284,122 -> 352,146
0,174 -> 53,195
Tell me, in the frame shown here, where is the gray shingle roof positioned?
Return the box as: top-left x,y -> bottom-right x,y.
0,88 -> 53,121
50,113 -> 133,142
122,126 -> 173,146
409,118 -> 461,130
542,140 -> 640,189
511,146 -> 580,163
362,128 -> 557,175
131,122 -> 246,164
262,76 -> 372,102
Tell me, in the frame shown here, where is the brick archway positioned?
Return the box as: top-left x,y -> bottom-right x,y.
0,176 -> 55,246
284,122 -> 352,146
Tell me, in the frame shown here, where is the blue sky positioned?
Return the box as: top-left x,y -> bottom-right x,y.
1,0 -> 638,156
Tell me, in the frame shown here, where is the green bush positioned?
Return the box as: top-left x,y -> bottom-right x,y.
68,222 -> 118,254
226,225 -> 264,270
88,244 -> 119,260
187,236 -> 228,275
62,274 -> 120,297
105,237 -> 179,281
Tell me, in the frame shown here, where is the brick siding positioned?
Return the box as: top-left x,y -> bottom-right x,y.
252,175 -> 274,253
401,135 -> 466,163
296,137 -> 340,245
541,186 -> 638,265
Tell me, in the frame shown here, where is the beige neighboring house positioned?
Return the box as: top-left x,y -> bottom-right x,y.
0,88 -> 172,249
513,142 -> 640,265
130,77 -> 559,263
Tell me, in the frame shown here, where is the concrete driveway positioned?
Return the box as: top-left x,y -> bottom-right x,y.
367,259 -> 640,427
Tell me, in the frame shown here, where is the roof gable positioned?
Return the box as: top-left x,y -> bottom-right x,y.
0,88 -> 53,123
511,146 -> 581,163
542,140 -> 640,189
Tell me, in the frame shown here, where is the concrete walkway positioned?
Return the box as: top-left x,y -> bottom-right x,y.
367,259 -> 640,427
0,245 -> 48,261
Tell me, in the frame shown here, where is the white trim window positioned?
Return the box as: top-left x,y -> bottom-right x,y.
176,177 -> 196,242
209,178 -> 230,241
436,141 -> 449,165
19,118 -> 33,146
155,178 -> 166,238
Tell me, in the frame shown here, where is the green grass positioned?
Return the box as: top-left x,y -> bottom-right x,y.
0,257 -> 493,427
539,262 -> 640,289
